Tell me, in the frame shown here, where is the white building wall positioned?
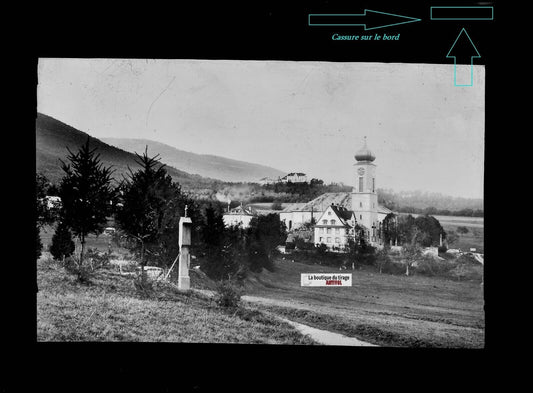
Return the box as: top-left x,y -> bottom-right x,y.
223,214 -> 254,228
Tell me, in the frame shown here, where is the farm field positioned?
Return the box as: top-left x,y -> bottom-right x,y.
399,213 -> 484,228
442,223 -> 484,253
242,257 -> 484,348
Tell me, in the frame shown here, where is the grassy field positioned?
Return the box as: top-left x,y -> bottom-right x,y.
442,223 -> 484,253
38,223 -> 484,347
36,254 -> 316,344
242,257 -> 484,348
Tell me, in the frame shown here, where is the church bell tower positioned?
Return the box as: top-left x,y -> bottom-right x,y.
352,137 -> 379,243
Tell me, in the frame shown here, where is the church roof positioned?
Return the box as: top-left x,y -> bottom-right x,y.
280,203 -> 307,212
378,205 -> 394,215
281,192 -> 394,215
290,192 -> 353,212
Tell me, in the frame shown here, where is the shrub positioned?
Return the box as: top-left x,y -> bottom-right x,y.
457,226 -> 469,234
438,245 -> 447,254
315,243 -> 328,256
63,256 -> 93,284
214,280 -> 243,309
285,242 -> 295,250
85,247 -> 112,269
379,259 -> 406,275
50,222 -> 75,261
414,256 -> 454,277
448,263 -> 482,282
456,253 -> 480,265
133,271 -> 154,294
294,237 -> 314,251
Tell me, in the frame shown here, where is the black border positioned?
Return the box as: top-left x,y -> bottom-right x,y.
13,0 -> 502,389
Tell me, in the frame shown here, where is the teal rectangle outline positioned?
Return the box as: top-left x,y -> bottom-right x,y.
430,6 -> 494,20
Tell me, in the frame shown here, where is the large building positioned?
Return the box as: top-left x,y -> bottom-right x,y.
280,138 -> 394,247
280,172 -> 307,183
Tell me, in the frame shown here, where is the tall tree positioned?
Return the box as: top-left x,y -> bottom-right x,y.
115,147 -> 186,284
401,228 -> 423,276
414,215 -> 445,247
58,138 -> 115,274
246,214 -> 287,272
200,206 -> 246,281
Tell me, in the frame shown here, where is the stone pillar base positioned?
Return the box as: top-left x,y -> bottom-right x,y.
178,276 -> 190,290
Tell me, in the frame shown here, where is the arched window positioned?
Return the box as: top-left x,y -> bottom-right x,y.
330,219 -> 336,225
322,220 -> 327,225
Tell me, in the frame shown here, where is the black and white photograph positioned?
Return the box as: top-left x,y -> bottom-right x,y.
35,57 -> 485,348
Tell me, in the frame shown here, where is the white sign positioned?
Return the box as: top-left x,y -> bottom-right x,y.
301,273 -> 352,287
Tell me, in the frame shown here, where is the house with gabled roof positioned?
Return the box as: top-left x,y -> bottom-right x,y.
222,204 -> 257,228
314,204 -> 356,250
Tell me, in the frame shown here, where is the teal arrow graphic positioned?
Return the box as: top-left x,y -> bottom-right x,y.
308,10 -> 421,30
446,28 -> 481,86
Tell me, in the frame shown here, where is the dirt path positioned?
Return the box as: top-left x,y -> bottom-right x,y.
193,289 -> 377,346
278,317 -> 377,346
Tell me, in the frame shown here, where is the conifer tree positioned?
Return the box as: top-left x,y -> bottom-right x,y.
115,147 -> 187,286
58,137 -> 115,274
50,221 -> 75,261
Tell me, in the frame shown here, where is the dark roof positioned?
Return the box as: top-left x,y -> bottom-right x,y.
330,205 -> 354,221
286,172 -> 306,176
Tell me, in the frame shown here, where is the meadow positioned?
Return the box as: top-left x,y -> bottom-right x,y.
38,218 -> 484,347
36,253 -> 316,344
241,257 -> 484,348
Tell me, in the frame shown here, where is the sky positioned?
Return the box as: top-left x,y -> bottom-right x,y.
37,58 -> 484,199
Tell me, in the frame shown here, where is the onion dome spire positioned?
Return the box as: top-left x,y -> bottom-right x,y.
355,136 -> 376,162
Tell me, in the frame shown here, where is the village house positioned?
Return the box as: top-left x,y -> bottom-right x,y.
222,204 -> 257,228
314,204 -> 356,250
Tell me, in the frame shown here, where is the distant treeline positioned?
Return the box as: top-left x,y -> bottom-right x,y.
377,188 -> 483,217
393,206 -> 483,217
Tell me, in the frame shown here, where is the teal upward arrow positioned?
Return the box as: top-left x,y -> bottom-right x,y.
446,28 -> 481,86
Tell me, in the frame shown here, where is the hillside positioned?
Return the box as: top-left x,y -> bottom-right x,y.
36,113 -> 224,192
101,137 -> 286,183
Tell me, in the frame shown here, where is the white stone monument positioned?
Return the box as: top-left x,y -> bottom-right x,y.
178,207 -> 192,290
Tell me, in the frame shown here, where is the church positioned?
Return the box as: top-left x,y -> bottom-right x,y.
279,138 -> 394,249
